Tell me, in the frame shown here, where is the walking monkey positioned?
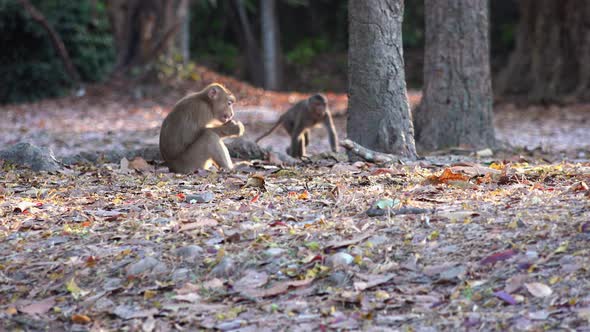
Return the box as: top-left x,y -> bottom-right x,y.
256,94 -> 338,158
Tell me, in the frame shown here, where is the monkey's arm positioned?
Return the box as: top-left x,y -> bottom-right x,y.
290,117 -> 306,157
211,120 -> 245,138
323,112 -> 339,152
255,115 -> 284,143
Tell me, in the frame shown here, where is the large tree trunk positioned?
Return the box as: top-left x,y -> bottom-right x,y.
260,0 -> 283,90
347,0 -> 417,158
496,0 -> 590,103
230,0 -> 264,86
106,0 -> 184,71
413,0 -> 496,151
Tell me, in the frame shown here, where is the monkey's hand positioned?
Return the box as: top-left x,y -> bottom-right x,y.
214,120 -> 245,138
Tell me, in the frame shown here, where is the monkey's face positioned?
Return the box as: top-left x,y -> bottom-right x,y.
311,101 -> 327,118
216,95 -> 235,123
209,88 -> 236,124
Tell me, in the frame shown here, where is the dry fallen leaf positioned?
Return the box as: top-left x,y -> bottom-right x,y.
525,282 -> 553,298
19,297 -> 56,315
179,218 -> 219,232
173,293 -> 202,303
425,168 -> 470,185
129,157 -> 154,172
244,174 -> 266,189
505,274 -> 528,293
353,274 -> 395,291
13,201 -> 38,213
324,233 -> 373,251
71,314 -> 92,324
233,270 -> 269,295
240,278 -> 314,298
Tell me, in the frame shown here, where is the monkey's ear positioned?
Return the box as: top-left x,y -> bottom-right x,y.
208,86 -> 219,100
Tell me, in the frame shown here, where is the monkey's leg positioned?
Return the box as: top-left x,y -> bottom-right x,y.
289,135 -> 305,158
300,136 -> 307,157
198,130 -> 233,169
304,132 -> 310,147
167,131 -> 232,172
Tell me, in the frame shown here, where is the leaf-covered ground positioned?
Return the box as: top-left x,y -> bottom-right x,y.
1,76 -> 590,330
2,155 -> 590,331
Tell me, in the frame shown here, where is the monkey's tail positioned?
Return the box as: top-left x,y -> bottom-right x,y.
255,119 -> 283,143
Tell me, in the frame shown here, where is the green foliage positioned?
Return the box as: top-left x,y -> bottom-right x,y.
189,1 -> 239,74
402,1 -> 424,49
286,38 -> 329,66
201,40 -> 240,72
0,0 -> 114,104
282,0 -> 310,6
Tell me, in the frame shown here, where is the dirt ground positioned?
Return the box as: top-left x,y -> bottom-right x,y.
1,89 -> 588,160
1,86 -> 590,331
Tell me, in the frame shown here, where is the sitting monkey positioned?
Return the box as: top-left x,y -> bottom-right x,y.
159,83 -> 244,173
256,94 -> 339,158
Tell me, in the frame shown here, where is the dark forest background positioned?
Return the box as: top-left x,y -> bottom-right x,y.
1,0 -> 586,105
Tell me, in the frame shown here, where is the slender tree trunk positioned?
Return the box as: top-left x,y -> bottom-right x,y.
260,0 -> 282,90
174,0 -> 190,64
496,0 -> 590,103
413,0 -> 496,151
347,0 -> 417,158
106,0 -> 183,71
18,0 -> 81,83
230,0 -> 264,86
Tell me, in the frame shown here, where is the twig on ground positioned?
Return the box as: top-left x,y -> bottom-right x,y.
340,139 -> 402,164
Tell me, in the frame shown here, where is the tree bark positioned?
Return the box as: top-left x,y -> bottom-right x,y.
260,0 -> 283,90
18,0 -> 81,83
496,0 -> 590,103
347,0 -> 417,158
174,0 -> 190,64
413,0 -> 496,151
230,0 -> 264,86
106,0 -> 184,71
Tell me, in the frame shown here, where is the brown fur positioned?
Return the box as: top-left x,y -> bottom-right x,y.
159,83 -> 244,173
256,94 -> 338,158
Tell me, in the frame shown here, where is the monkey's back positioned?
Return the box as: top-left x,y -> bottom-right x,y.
159,93 -> 209,161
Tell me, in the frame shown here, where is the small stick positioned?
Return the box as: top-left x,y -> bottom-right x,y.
340,139 -> 401,164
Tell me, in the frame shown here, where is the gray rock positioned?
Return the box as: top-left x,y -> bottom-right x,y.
62,146 -> 162,166
270,151 -> 299,165
148,217 -> 172,225
101,149 -> 127,163
172,268 -> 192,282
264,248 -> 286,258
175,245 -> 204,263
328,270 -> 350,286
210,257 -> 236,278
0,142 -> 61,172
186,192 -> 215,203
94,297 -> 116,311
327,252 -> 354,268
103,278 -> 123,291
367,235 -> 389,247
127,145 -> 161,161
226,138 -> 266,160
126,257 -> 168,276
216,320 -> 247,331
349,247 -> 364,258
